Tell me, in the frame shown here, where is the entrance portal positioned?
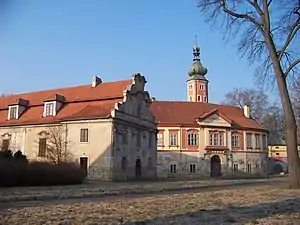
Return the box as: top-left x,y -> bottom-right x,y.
135,159 -> 142,178
210,155 -> 221,177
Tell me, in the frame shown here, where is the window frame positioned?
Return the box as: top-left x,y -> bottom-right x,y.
170,164 -> 177,173
44,102 -> 55,117
246,133 -> 253,149
157,133 -> 163,146
80,128 -> 89,143
255,134 -> 261,149
189,164 -> 196,173
187,132 -> 198,146
38,138 -> 47,157
232,134 -> 239,147
247,163 -> 252,173
233,163 -> 238,172
9,106 -> 18,119
169,133 -> 177,146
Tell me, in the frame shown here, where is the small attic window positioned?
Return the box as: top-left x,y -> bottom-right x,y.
45,102 -> 55,116
9,106 -> 18,119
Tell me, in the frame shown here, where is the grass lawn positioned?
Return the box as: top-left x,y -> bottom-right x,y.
0,177 -> 272,202
1,177 -> 300,224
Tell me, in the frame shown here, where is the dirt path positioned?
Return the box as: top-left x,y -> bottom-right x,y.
0,177 -> 284,210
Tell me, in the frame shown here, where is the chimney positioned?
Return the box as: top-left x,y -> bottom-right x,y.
92,76 -> 102,87
243,104 -> 250,118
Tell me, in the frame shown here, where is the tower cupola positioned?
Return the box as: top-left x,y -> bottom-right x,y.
187,36 -> 209,103
188,40 -> 208,79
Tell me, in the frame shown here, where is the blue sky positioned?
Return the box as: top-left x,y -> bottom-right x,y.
0,0 -> 262,103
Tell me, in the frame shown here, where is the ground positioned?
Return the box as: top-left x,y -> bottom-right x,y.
1,176 -> 300,224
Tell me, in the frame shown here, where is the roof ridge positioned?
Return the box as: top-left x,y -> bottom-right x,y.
0,79 -> 132,99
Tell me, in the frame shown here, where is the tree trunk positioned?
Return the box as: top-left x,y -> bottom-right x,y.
264,33 -> 300,188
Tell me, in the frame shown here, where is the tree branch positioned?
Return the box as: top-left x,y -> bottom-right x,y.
267,0 -> 273,7
285,59 -> 300,77
278,18 -> 300,61
262,0 -> 271,32
246,0 -> 264,16
221,1 -> 264,33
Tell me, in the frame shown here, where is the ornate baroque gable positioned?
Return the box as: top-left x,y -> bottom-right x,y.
111,73 -> 155,122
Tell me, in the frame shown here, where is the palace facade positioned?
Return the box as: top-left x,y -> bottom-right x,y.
0,74 -> 157,181
150,42 -> 269,178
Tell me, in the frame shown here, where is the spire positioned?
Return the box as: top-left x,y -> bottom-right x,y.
188,35 -> 208,78
193,34 -> 200,61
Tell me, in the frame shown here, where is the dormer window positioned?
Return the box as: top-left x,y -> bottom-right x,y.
7,98 -> 28,120
9,106 -> 18,119
43,94 -> 65,117
45,102 -> 55,116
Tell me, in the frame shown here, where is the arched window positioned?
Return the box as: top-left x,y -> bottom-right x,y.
204,96 -> 207,102
187,132 -> 198,146
197,95 -> 201,102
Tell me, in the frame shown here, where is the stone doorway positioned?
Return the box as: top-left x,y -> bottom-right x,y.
135,159 -> 142,178
210,155 -> 221,177
79,157 -> 88,177
273,163 -> 283,174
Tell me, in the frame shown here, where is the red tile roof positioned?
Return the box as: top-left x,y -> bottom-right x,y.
151,101 -> 266,131
0,79 -> 132,126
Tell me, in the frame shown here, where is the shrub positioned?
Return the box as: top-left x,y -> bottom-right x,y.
0,150 -> 86,187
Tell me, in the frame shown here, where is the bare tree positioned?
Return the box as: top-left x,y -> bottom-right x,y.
198,0 -> 300,188
290,77 -> 300,142
222,88 -> 269,123
223,88 -> 285,144
38,126 -> 73,165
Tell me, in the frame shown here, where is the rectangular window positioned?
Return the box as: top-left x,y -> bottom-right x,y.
9,106 -> 17,119
1,139 -> 9,150
246,133 -> 253,149
262,134 -> 267,149
80,128 -> 89,142
169,133 -> 177,146
255,134 -> 260,149
233,163 -> 238,172
188,132 -> 198,146
219,133 -> 224,146
121,157 -> 127,170
189,164 -> 196,173
38,138 -> 47,157
232,134 -> 239,147
45,102 -> 55,116
170,164 -> 176,173
157,133 -> 163,146
209,132 -> 224,146
247,164 -> 252,173
213,133 -> 219,145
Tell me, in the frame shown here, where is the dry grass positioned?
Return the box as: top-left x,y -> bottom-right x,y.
0,178 -> 269,202
1,182 -> 300,225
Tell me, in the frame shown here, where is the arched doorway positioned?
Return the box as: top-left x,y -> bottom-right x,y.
135,159 -> 141,178
273,163 -> 283,174
210,155 -> 221,177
